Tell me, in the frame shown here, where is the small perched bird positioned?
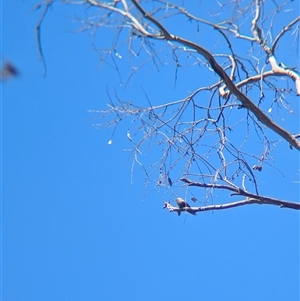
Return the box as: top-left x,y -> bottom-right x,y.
176,198 -> 196,215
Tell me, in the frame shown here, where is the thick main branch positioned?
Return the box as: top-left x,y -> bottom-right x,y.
130,0 -> 300,150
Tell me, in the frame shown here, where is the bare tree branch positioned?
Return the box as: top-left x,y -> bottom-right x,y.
163,196 -> 300,215
180,177 -> 299,209
129,0 -> 300,150
36,0 -> 300,212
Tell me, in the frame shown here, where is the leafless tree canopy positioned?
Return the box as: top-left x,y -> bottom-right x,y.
36,0 -> 300,212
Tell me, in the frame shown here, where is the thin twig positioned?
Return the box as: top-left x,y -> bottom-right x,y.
35,0 -> 54,77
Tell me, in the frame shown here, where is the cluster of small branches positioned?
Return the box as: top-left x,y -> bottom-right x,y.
35,0 -> 300,211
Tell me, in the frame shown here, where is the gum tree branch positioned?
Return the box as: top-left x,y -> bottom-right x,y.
130,0 -> 300,150
163,196 -> 300,215
179,177 -> 300,210
37,0 -> 300,212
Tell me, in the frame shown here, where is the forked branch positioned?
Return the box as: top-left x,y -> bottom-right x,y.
177,177 -> 300,210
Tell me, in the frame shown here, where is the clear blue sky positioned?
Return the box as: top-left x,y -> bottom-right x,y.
2,1 -> 299,300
